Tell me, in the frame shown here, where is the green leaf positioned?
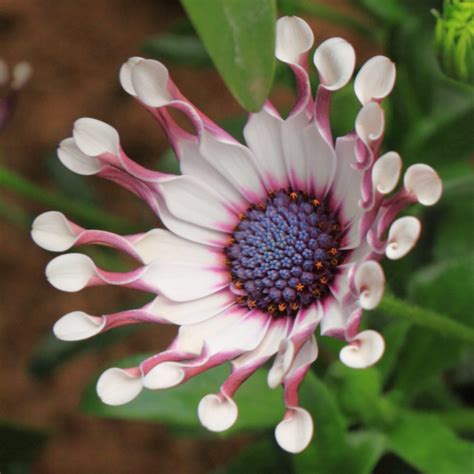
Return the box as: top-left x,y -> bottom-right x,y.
387,411 -> 474,474
143,33 -> 211,67
392,257 -> 474,400
181,0 -> 276,112
295,373 -> 387,473
81,355 -> 283,434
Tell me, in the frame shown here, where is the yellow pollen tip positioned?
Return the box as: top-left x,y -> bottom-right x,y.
249,299 -> 257,308
235,281 -> 243,289
268,304 -> 276,313
296,283 -> 305,292
328,247 -> 337,256
290,302 -> 300,311
239,213 -> 247,220
315,261 -> 324,270
331,258 -> 339,266
290,192 -> 298,201
278,303 -> 287,312
312,199 -> 320,206
319,277 -> 328,285
236,296 -> 245,304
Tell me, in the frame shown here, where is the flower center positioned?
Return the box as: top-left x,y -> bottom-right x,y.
225,190 -> 344,317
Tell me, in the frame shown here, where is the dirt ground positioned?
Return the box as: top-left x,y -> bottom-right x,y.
0,1 -> 376,472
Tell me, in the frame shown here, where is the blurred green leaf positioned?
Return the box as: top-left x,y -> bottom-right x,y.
387,411 -> 474,474
294,374 -> 349,473
392,257 -> 474,400
29,326 -> 137,378
355,0 -> 408,24
81,356 -> 283,434
0,420 -> 48,473
181,0 -> 276,111
432,175 -> 474,260
143,33 -> 211,67
295,373 -> 387,473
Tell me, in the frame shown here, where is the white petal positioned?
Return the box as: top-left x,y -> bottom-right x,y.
372,151 -> 402,194
97,368 -> 143,405
354,55 -> 396,105
143,260 -> 229,302
205,310 -> 269,355
275,408 -> 313,453
355,102 -> 384,145
119,56 -> 143,96
73,118 -> 120,157
200,132 -> 267,203
268,339 -> 295,389
58,138 -> 102,175
339,330 -> 385,368
133,228 -> 223,266
130,59 -> 173,107
147,290 -> 234,325
198,394 -> 238,432
180,139 -> 245,208
175,307 -> 248,355
159,175 -> 237,232
53,311 -> 104,341
404,164 -> 442,206
31,211 -> 76,252
46,253 -> 95,292
303,121 -> 336,196
276,16 -> 314,64
243,109 -> 288,190
156,195 -> 229,248
142,361 -> 185,389
320,298 -> 349,336
386,216 -> 421,260
333,135 -> 363,224
313,37 -> 355,91
354,260 -> 385,310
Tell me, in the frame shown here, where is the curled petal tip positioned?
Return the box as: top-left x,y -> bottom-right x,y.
372,151 -> 402,194
130,59 -> 172,108
275,408 -> 313,453
313,37 -> 355,91
97,367 -> 143,406
355,260 -> 385,310
31,211 -> 76,252
276,16 -> 314,64
119,56 -> 143,96
404,164 -> 442,206
53,311 -> 104,341
57,137 -> 102,175
339,330 -> 385,368
73,117 -> 120,157
198,393 -> 238,432
45,253 -> 96,292
386,216 -> 421,260
355,55 -> 396,105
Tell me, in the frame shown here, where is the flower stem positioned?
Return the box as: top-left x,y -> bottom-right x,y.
0,166 -> 135,233
379,294 -> 474,344
421,409 -> 474,434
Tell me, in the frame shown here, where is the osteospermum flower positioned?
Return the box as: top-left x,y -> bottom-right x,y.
32,17 -> 442,453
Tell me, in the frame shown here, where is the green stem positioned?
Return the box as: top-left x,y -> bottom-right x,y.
285,0 -> 378,41
380,294 -> 474,344
0,166 -> 135,233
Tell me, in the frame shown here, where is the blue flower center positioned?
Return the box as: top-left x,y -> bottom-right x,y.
225,190 -> 344,317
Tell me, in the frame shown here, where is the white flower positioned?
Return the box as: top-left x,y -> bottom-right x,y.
32,16 -> 441,453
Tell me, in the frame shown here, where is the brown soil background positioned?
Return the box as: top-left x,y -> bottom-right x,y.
0,1 -> 377,472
